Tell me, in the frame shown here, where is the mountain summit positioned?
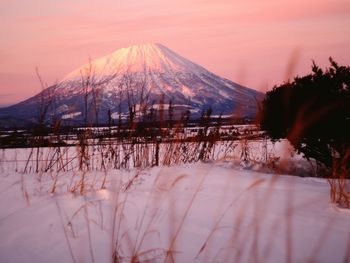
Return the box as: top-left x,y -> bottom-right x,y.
0,43 -> 263,126
64,43 -> 202,79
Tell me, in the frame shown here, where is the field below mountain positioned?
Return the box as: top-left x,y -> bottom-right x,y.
0,141 -> 349,263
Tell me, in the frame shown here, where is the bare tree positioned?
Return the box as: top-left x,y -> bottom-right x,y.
80,57 -> 118,126
168,99 -> 174,129
35,67 -> 57,132
119,70 -> 151,126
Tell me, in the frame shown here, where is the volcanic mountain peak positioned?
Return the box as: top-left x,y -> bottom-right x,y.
0,43 -> 264,126
64,43 -> 203,81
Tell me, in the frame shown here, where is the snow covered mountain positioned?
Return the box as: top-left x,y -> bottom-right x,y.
0,43 -> 263,126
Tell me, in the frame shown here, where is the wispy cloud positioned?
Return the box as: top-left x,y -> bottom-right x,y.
0,93 -> 14,97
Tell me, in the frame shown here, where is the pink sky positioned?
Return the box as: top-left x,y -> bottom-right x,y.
0,0 -> 349,106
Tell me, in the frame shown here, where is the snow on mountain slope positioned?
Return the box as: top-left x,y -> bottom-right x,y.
63,43 -> 204,80
0,43 -> 264,125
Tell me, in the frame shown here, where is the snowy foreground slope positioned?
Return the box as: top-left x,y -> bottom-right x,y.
0,161 -> 349,262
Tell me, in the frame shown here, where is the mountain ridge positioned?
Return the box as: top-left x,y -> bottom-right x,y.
0,43 -> 264,126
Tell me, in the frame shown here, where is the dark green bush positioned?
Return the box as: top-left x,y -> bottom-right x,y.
260,58 -> 350,176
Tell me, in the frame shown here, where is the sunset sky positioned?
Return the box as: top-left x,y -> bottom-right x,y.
1,0 -> 349,106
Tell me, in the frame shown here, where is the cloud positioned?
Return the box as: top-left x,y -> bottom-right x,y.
0,93 -> 14,97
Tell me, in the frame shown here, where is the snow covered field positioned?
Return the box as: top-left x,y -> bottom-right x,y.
0,141 -> 349,262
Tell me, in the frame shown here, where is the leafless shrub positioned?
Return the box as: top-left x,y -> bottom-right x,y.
329,150 -> 350,208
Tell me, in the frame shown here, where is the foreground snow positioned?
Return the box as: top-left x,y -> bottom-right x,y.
0,161 -> 349,263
